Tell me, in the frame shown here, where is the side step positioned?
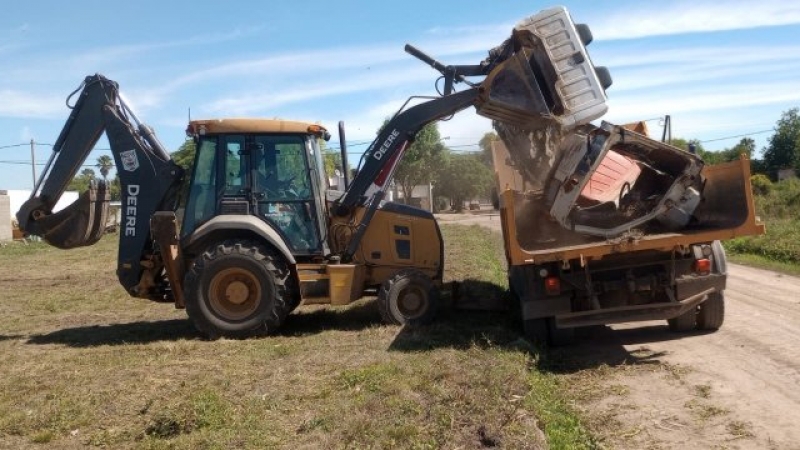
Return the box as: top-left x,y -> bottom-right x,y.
297,263 -> 361,306
297,264 -> 331,305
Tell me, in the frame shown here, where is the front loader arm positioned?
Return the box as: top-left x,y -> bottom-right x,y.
335,87 -> 480,215
17,74 -> 184,299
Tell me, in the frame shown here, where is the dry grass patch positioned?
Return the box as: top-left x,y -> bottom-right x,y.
0,226 -> 600,449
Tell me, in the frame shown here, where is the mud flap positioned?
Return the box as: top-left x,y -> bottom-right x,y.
33,182 -> 110,249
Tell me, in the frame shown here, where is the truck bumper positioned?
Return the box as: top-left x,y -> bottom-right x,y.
521,273 -> 725,328
552,287 -> 715,328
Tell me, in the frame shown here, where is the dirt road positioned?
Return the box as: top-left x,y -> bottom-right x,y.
572,263 -> 800,449
440,212 -> 800,449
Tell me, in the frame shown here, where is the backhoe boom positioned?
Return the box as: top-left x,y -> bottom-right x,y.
17,74 -> 184,299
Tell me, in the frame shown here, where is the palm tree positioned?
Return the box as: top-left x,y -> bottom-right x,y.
96,155 -> 114,182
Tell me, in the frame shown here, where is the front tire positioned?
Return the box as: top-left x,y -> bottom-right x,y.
378,269 -> 439,326
184,240 -> 292,339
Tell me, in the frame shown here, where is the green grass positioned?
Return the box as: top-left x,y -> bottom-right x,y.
727,218 -> 800,264
0,226 -> 596,449
724,177 -> 800,273
727,252 -> 800,276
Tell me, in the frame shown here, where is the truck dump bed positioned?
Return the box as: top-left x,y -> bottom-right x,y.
493,133 -> 765,266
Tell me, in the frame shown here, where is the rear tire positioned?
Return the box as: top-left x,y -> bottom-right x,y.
184,240 -> 291,339
523,318 -> 549,344
522,317 -> 574,346
697,292 -> 725,330
378,269 -> 439,326
668,308 -> 696,332
547,318 -> 575,346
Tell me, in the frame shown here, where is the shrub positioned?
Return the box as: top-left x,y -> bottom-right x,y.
750,174 -> 772,196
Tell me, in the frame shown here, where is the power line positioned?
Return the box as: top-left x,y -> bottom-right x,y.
0,141 -> 113,152
0,143 -> 30,150
699,129 -> 773,144
0,160 -> 111,168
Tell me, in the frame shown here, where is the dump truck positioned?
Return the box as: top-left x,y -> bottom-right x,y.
492,120 -> 765,345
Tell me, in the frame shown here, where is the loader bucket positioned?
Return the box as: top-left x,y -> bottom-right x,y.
30,182 -> 110,249
476,9 -> 610,131
477,50 -> 554,129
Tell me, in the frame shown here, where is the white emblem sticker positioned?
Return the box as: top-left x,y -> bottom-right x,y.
120,149 -> 139,172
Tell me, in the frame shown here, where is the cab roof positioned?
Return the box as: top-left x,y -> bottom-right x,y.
187,118 -> 327,136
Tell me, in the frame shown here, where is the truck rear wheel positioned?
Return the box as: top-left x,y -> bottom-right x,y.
378,269 -> 439,326
184,240 -> 291,339
697,292 -> 725,330
523,318 -> 549,344
668,308 -> 696,332
522,317 -> 574,346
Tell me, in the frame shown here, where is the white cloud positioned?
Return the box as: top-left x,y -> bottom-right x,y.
605,80 -> 800,129
592,1 -> 800,40
596,44 -> 800,70
607,54 -> 800,93
199,65 -> 436,115
0,90 -> 65,118
19,127 -> 32,142
70,26 -> 264,67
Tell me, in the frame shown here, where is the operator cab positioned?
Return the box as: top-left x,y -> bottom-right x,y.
183,119 -> 331,258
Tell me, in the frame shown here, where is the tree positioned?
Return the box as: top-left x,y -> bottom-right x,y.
109,175 -> 121,201
731,137 -> 756,160
669,137 -> 717,162
478,132 -> 498,167
318,138 -> 349,188
171,139 -> 197,201
763,108 -> 800,178
387,121 -> 446,203
67,168 -> 96,192
435,153 -> 494,211
171,139 -> 197,171
682,137 -> 757,166
95,155 -> 114,181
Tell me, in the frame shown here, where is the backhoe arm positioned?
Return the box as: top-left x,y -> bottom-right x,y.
17,74 -> 184,299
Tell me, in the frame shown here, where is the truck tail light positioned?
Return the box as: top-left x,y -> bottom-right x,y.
544,276 -> 561,295
694,258 -> 711,275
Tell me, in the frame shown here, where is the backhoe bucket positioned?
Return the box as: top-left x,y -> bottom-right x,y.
31,182 -> 110,249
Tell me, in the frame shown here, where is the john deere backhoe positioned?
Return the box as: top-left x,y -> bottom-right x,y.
17,6 -> 611,338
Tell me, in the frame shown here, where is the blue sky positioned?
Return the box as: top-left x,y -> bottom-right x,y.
2,1 -> 799,190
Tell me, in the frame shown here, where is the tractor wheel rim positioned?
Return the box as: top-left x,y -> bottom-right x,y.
209,268 -> 261,321
398,286 -> 427,319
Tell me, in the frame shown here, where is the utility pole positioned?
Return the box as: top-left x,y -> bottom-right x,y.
29,139 -> 37,188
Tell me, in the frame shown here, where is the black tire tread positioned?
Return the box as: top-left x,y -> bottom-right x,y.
522,318 -> 548,344
698,292 -> 725,330
668,308 -> 696,332
377,269 -> 439,326
184,239 -> 291,339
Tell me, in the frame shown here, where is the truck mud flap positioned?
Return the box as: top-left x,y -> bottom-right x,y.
33,182 -> 110,249
554,287 -> 714,328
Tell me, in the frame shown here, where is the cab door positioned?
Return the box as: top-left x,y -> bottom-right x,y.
251,134 -> 323,256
